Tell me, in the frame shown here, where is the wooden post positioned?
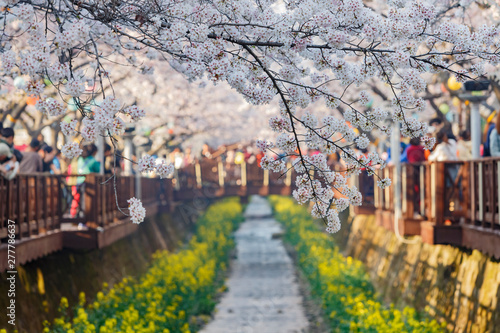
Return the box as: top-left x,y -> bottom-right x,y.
17,176 -> 24,238
218,161 -> 224,187
263,169 -> 269,187
135,171 -> 142,201
402,165 -> 407,217
165,180 -> 175,212
172,168 -> 179,190
404,165 -> 415,219
101,176 -> 108,227
85,174 -> 97,226
384,168 -> 390,210
56,176 -> 62,229
420,165 -> 425,217
470,161 -> 477,225
479,161 -> 484,227
130,175 -> 135,201
462,161 -> 470,224
41,175 -> 47,232
489,161 -> 496,228
10,179 -> 14,234
497,161 -> 500,226
195,162 -> 202,188
0,177 -> 5,235
431,163 -> 445,225
431,163 -> 436,221
96,175 -> 102,227
50,177 -> 56,229
26,176 -> 32,237
241,161 -> 247,187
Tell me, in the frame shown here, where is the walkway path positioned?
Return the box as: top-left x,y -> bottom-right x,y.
201,196 -> 308,333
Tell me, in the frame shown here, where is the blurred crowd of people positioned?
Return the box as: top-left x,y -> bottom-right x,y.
0,122 -> 122,180
383,110 -> 500,166
0,125 -> 60,180
3,113 -> 500,182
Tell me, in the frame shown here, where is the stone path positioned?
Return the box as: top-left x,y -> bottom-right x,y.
200,196 -> 308,333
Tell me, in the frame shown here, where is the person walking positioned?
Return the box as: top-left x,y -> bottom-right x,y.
0,142 -> 18,179
428,130 -> 457,162
456,130 -> 472,160
0,127 -> 23,163
403,137 -> 426,163
19,138 -> 43,173
70,144 -> 100,217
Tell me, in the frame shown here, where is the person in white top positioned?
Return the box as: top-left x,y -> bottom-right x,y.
456,130 -> 472,160
428,130 -> 458,162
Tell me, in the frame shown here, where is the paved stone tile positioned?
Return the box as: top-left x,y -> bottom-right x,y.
200,196 -> 308,333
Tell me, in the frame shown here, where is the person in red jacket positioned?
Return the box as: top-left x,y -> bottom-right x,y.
405,137 -> 426,163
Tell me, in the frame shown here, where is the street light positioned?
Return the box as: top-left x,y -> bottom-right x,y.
459,80 -> 490,159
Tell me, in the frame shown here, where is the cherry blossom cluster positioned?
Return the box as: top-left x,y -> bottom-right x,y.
269,116 -> 291,133
155,160 -> 175,179
60,119 -> 79,138
0,0 -> 498,228
421,136 -> 437,150
260,155 -> 286,173
256,140 -> 274,152
138,154 -> 157,173
61,142 -> 83,159
138,154 -> 175,178
128,197 -> 146,224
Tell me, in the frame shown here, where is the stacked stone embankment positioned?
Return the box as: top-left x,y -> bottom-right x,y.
338,213 -> 500,333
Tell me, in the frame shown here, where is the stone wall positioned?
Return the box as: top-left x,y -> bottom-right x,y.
337,213 -> 500,333
0,200 -> 210,333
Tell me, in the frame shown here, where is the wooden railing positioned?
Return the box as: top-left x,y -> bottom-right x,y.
469,158 -> 500,227
363,158 -> 500,258
0,175 -> 62,242
0,161 -> 293,270
6,156 -> 500,267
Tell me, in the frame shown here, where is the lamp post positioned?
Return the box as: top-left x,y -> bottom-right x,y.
459,80 -> 490,159
123,126 -> 135,176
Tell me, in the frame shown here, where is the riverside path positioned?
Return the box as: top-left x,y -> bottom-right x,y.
200,196 -> 308,333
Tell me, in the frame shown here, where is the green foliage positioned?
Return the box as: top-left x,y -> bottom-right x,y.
46,198 -> 243,333
269,196 -> 447,333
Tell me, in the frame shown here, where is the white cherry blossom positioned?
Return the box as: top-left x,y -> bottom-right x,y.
61,142 -> 83,159
0,0 -> 497,230
128,197 -> 146,224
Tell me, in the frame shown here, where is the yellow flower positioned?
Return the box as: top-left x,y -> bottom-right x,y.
60,297 -> 69,309
46,200 -> 243,333
78,292 -> 86,306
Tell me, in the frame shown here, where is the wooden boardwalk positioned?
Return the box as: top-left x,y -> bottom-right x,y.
357,158 -> 500,259
200,196 -> 308,333
0,162 -> 294,271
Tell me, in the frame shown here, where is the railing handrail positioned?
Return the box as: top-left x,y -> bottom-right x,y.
4,157 -> 500,262
0,161 -> 292,235
368,157 -> 500,257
